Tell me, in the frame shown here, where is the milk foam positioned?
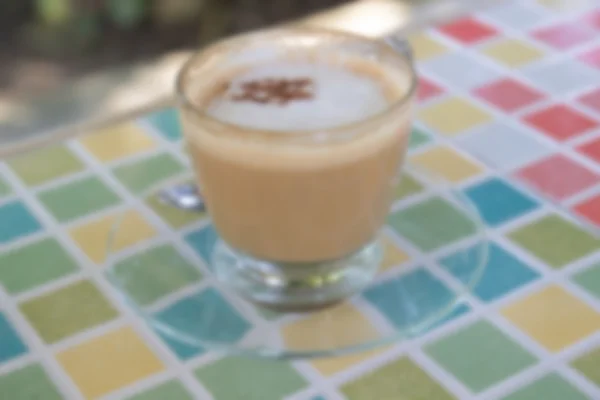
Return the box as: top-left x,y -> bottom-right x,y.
206,61 -> 392,132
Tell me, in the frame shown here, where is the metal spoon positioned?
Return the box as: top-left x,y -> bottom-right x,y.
158,182 -> 206,211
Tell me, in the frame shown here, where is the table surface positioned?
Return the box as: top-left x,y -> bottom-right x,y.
1,0 -> 600,399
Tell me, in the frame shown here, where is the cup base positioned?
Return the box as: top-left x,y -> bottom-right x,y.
212,240 -> 383,311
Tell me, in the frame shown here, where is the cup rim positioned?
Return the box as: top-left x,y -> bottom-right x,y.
175,26 -> 417,141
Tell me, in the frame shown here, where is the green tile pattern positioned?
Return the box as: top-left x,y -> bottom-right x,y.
0,178 -> 11,197
572,262 -> 600,299
409,127 -> 432,149
19,280 -> 119,344
501,374 -> 590,400
0,238 -> 78,294
394,173 -> 424,200
389,197 -> 476,251
113,153 -> 184,194
425,321 -> 537,392
112,245 -> 202,306
0,364 -> 63,400
195,356 -> 307,400
572,346 -> 600,387
341,357 -> 456,400
509,215 -> 600,269
38,176 -> 120,222
126,380 -> 193,400
7,145 -> 84,186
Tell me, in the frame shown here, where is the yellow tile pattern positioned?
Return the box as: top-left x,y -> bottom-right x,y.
80,123 -> 156,162
417,98 -> 493,136
407,33 -> 449,61
380,235 -> 410,272
57,327 -> 164,398
69,210 -> 156,263
502,285 -> 600,352
410,146 -> 483,183
536,0 -> 588,10
482,39 -> 546,68
282,303 -> 383,375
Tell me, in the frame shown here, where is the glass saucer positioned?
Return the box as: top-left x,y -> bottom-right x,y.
106,163 -> 488,359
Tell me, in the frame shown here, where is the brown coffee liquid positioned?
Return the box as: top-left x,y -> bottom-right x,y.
182,57 -> 412,263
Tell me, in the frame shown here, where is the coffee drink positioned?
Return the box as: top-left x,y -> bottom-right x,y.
177,28 -> 415,307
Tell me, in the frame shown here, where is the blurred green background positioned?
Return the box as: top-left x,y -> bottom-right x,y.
0,0 -> 348,91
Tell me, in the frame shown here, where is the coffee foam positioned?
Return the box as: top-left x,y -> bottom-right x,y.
204,58 -> 402,132
182,51 -> 413,169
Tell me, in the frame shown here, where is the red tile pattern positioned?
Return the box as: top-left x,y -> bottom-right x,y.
438,18 -> 498,44
578,138 -> 600,165
574,195 -> 600,227
516,155 -> 599,200
474,79 -> 544,113
582,9 -> 600,30
532,23 -> 596,49
579,47 -> 600,69
418,77 -> 444,102
578,88 -> 600,114
523,105 -> 599,141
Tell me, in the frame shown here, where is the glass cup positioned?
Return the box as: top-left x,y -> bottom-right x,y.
176,27 -> 417,310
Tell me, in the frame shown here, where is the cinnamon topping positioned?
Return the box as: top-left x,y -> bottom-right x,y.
230,77 -> 315,105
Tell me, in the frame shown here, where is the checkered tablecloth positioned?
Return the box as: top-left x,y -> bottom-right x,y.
1,0 -> 600,399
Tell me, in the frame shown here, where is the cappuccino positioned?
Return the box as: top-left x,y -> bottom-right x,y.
181,50 -> 412,263
178,27 -> 415,268
177,28 -> 416,308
